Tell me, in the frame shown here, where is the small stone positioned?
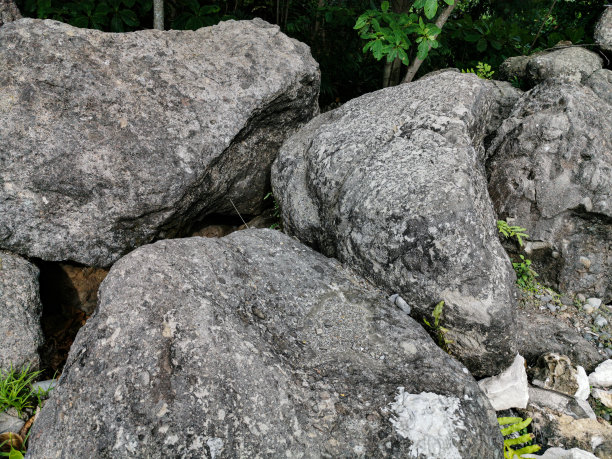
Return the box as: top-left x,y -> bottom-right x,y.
577,294 -> 586,303
594,316 -> 608,328
592,388 -> 612,409
0,412 -> 25,435
547,304 -> 558,313
31,379 -> 58,394
589,359 -> 612,388
579,256 -> 591,270
575,366 -> 590,401
583,304 -> 595,314
316,328 -> 323,335
388,294 -> 411,315
559,305 -> 567,312
587,298 -> 602,309
605,348 -> 612,359
478,354 -> 529,410
561,296 -> 574,306
539,295 -> 553,303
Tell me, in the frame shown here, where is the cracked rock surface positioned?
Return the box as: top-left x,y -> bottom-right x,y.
272,71 -> 521,377
0,18 -> 319,267
487,80 -> 612,302
27,230 -> 502,458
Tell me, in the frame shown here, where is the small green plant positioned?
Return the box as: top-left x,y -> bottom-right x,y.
264,192 -> 282,230
0,365 -> 43,415
497,220 -> 529,247
423,300 -> 453,351
498,417 -> 540,458
461,61 -> 494,79
512,255 -> 539,292
0,432 -> 28,459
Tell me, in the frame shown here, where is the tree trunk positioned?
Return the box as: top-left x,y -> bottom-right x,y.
0,0 -> 22,27
402,0 -> 458,84
153,0 -> 164,30
382,58 -> 403,87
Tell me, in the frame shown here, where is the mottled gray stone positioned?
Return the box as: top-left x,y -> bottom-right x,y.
586,69 -> 612,106
0,0 -> 20,27
515,310 -> 602,373
499,46 -> 602,88
528,386 -> 595,420
526,47 -> 602,84
272,72 -> 521,377
0,412 -> 24,435
595,7 -> 612,52
0,251 -> 43,372
0,18 -> 319,267
487,80 -> 612,302
28,230 -> 503,458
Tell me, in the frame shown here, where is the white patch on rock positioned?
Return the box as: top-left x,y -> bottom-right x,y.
207,437 -> 224,459
589,359 -> 612,388
478,354 -> 528,410
523,447 -> 598,458
575,366 -> 590,400
386,387 -> 464,458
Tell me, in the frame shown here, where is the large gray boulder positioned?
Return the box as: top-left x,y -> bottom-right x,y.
487,80 -> 612,302
595,7 -> 612,52
0,18 -> 319,267
28,230 -> 503,458
0,251 -> 43,372
0,0 -> 21,27
272,71 -> 521,377
499,47 -> 602,88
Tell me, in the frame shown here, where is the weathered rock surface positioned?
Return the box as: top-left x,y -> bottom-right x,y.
515,310 -> 602,372
530,353 -> 586,399
526,47 -> 602,84
0,412 -> 24,435
487,80 -> 612,302
0,18 -> 319,267
0,0 -> 20,27
586,69 -> 612,106
525,448 -> 598,459
595,7 -> 612,52
28,230 -> 503,458
499,46 -> 602,87
0,251 -> 43,372
528,386 -> 595,420
272,71 -> 523,377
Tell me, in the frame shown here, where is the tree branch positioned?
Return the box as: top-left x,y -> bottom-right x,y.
401,0 -> 458,84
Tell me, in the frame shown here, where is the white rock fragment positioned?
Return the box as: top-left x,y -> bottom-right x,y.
589,359 -> 612,388
523,447 -> 598,458
386,388 -> 464,458
575,366 -> 590,401
592,388 -> 612,409
478,354 -> 528,410
587,298 -> 602,309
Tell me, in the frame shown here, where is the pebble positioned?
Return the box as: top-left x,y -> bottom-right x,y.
31,379 -> 58,394
594,316 -> 608,328
0,412 -> 24,434
560,296 -> 574,306
577,294 -> 586,303
547,304 -> 558,313
587,298 -> 602,309
584,333 -> 595,341
539,295 -> 553,303
605,348 -> 612,359
579,256 -> 591,269
583,304 -> 595,314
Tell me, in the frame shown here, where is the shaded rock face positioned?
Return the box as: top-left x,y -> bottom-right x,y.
595,7 -> 612,52
272,71 -> 521,377
0,0 -> 21,27
28,230 -> 503,458
487,80 -> 612,302
515,310 -> 602,373
586,69 -> 612,106
0,251 -> 43,372
499,46 -> 602,88
0,18 -> 319,267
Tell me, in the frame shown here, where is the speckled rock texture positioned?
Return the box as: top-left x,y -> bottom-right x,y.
0,0 -> 21,27
0,251 -> 43,372
499,46 -> 602,88
28,230 -> 503,458
586,69 -> 612,106
271,71 -> 521,377
0,18 -> 319,267
595,7 -> 612,52
487,80 -> 612,302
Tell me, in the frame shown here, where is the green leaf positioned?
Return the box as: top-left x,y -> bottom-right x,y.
122,0 -> 135,6
501,417 -> 532,436
417,40 -> 430,60
515,445 -> 541,455
119,9 -> 139,26
412,0 -> 426,9
477,38 -> 487,52
9,449 -> 24,459
443,0 -> 454,4
423,0 -> 437,19
464,32 -> 480,42
381,1 -> 389,13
